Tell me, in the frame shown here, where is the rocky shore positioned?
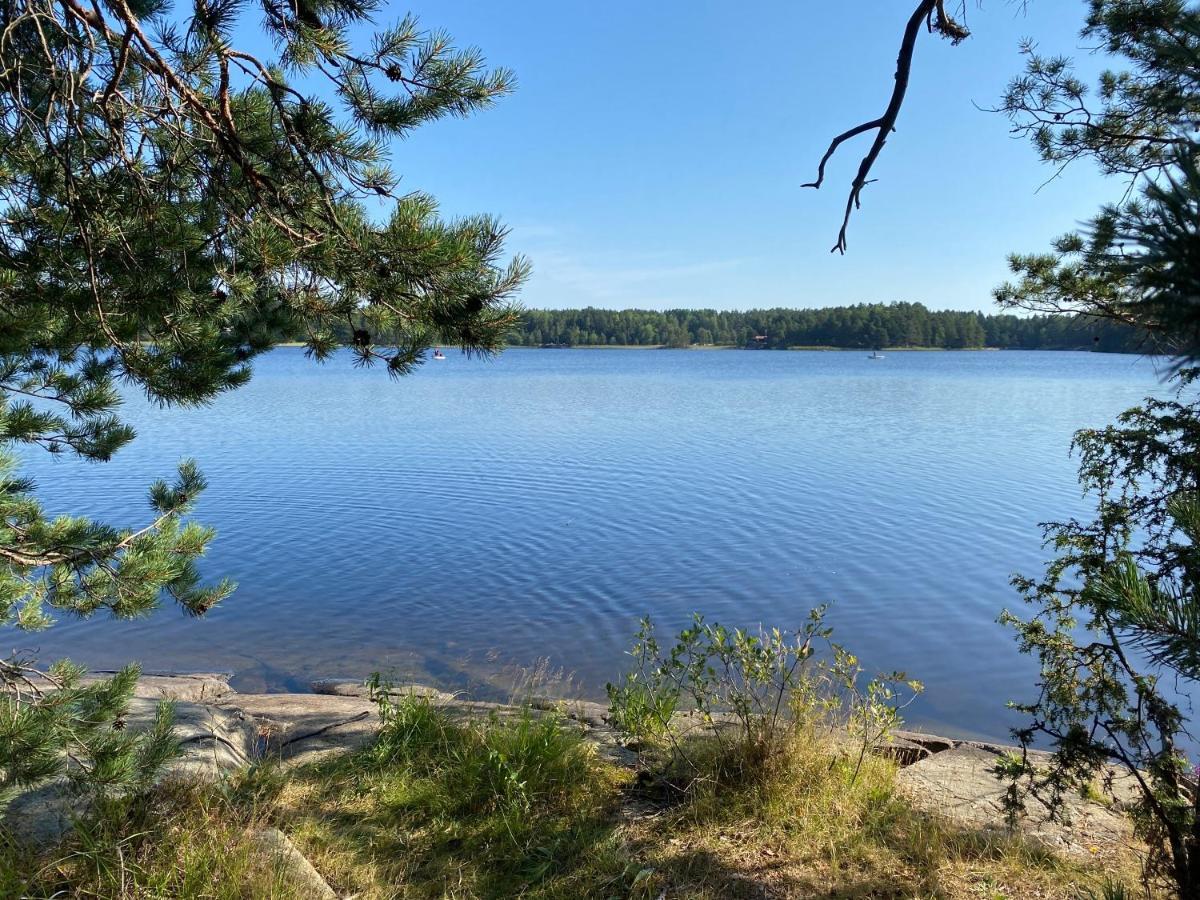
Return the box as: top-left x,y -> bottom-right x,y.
4,671 -> 1141,879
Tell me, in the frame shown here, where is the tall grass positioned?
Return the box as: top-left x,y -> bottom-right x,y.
625,724 -> 1104,899
0,774 -> 295,898
276,692 -> 628,898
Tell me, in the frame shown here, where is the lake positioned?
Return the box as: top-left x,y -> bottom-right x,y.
19,347 -> 1169,742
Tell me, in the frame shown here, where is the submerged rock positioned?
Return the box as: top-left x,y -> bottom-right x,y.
310,678 -> 451,701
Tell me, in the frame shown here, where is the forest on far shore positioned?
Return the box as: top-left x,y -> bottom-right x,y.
508,303 -> 1143,351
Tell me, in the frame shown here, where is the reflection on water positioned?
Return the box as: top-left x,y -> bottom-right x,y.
20,347 -> 1167,741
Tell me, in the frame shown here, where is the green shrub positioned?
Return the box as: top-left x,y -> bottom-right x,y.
606,607 -> 922,790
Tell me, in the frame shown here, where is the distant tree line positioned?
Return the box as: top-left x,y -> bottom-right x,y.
508,303 -> 1143,351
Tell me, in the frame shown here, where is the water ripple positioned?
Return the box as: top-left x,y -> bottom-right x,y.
21,348 -> 1165,741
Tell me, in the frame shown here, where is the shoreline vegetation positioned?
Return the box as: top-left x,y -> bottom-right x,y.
504,303 -> 1144,352
0,671 -> 1149,899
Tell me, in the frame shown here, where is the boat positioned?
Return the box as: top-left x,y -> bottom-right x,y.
432,348 -> 446,360
868,350 -> 884,360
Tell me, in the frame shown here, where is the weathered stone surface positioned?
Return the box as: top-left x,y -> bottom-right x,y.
896,745 -> 1134,857
310,678 -> 452,702
3,780 -> 77,847
227,693 -> 379,766
90,671 -> 235,703
529,696 -> 611,728
877,729 -> 963,765
890,729 -> 957,755
140,698 -> 259,779
877,734 -> 934,766
247,826 -> 337,899
19,670 -> 235,703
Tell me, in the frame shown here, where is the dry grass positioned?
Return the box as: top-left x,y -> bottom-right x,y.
0,776 -> 298,899
608,727 -> 1142,900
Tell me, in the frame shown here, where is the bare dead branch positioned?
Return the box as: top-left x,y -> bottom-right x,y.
805,0 -> 971,254
802,119 -> 883,191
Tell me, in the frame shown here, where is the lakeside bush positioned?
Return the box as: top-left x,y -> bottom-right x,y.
1000,374 -> 1200,900
605,607 -> 923,793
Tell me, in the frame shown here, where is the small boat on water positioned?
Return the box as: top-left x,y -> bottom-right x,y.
432,348 -> 446,360
868,350 -> 884,360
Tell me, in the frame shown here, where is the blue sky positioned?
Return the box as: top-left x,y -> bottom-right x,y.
314,1 -> 1120,312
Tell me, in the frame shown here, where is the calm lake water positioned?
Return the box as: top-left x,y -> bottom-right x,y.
18,348 -> 1172,741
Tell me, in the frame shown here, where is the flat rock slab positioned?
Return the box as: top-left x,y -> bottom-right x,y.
896,746 -> 1134,857
89,671 -> 235,703
4,780 -> 79,847
227,693 -> 380,766
157,698 -> 258,778
310,679 -> 452,701
20,671 -> 235,703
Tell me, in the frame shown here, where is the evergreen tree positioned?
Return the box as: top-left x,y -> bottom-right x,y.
0,0 -> 524,797
994,0 -> 1200,359
985,4 -> 1200,896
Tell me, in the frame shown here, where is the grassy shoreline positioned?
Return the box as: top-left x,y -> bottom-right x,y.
1,690 -> 1148,899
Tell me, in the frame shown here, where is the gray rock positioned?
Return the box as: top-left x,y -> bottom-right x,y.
247,826 -> 337,899
528,696 -> 611,728
896,745 -> 1134,857
310,679 -> 451,702
3,779 -> 78,847
137,698 -> 259,779
309,678 -> 373,698
17,670 -> 234,703
889,729 -> 957,756
89,671 -> 235,703
227,693 -> 380,766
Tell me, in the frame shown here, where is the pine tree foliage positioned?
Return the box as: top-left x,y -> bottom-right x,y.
0,661 -> 176,799
0,0 -> 523,797
1109,150 -> 1200,360
888,2 -> 1200,895
1002,376 -> 1200,897
1001,0 -> 1199,180
995,0 -> 1200,361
